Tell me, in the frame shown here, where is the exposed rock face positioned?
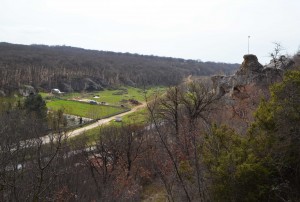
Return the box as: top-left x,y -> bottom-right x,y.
211,54 -> 295,132
57,82 -> 73,93
55,77 -> 106,92
19,85 -> 36,97
212,54 -> 294,98
71,78 -> 105,92
0,90 -> 5,97
265,55 -> 295,70
237,54 -> 264,74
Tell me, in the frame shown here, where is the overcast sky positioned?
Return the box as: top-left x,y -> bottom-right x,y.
1,0 -> 299,64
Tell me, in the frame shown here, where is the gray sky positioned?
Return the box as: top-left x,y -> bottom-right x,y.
1,0 -> 299,64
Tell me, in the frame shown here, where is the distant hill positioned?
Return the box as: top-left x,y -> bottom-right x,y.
0,42 -> 239,93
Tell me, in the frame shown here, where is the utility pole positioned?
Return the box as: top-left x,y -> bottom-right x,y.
248,36 -> 250,54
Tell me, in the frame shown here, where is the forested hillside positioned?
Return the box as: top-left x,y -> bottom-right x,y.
0,43 -> 238,93
1,49 -> 299,201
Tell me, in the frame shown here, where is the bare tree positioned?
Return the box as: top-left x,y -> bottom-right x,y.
0,105 -> 68,201
147,80 -> 217,201
269,42 -> 284,69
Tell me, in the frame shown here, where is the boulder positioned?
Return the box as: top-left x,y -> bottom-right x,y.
236,54 -> 263,75
19,85 -> 36,97
0,90 -> 5,97
70,77 -> 105,92
264,55 -> 295,70
57,82 -> 73,92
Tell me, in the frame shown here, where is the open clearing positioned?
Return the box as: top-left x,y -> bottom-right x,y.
41,86 -> 165,107
43,103 -> 147,145
46,99 -> 128,119
41,86 -> 165,141
75,106 -> 148,144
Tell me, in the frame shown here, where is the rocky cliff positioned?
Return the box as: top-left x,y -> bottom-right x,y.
212,54 -> 295,132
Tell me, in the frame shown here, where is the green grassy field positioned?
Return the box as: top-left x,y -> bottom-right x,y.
42,86 -> 166,106
112,108 -> 148,126
46,99 -> 128,119
87,87 -> 163,105
43,86 -> 163,144
69,107 -> 150,145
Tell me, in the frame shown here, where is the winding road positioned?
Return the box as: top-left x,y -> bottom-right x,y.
41,103 -> 147,144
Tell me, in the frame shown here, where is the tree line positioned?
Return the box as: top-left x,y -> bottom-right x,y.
0,43 -> 238,94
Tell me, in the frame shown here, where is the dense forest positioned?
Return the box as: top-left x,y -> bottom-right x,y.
0,42 -> 238,93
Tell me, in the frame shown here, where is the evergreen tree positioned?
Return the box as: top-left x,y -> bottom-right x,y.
24,94 -> 47,119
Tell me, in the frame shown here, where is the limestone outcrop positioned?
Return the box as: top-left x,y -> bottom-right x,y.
56,77 -> 106,92
212,54 -> 294,98
211,54 -> 295,132
19,85 -> 36,97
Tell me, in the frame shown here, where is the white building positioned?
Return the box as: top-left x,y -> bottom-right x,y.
51,88 -> 62,94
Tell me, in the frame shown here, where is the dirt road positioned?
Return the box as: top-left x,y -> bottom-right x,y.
41,103 -> 146,143
68,103 -> 146,138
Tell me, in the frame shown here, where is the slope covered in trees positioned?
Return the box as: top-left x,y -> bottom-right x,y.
1,69 -> 299,201
0,51 -> 299,201
0,42 -> 238,93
